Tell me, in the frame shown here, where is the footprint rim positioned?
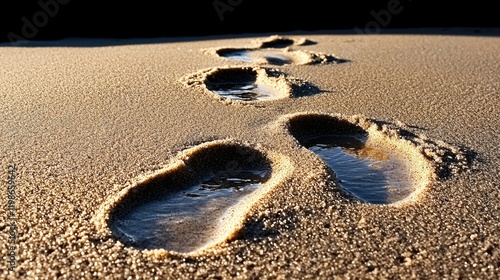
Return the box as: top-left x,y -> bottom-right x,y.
180,65 -> 294,104
204,35 -> 348,66
276,112 -> 435,207
91,139 -> 293,257
213,47 -> 348,66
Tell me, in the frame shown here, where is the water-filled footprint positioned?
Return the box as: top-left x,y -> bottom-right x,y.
93,140 -> 291,254
180,66 -> 321,103
205,35 -> 349,66
216,48 -> 295,66
204,67 -> 281,101
283,113 -> 433,205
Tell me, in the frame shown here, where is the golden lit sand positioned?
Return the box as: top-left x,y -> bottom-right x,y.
0,29 -> 498,279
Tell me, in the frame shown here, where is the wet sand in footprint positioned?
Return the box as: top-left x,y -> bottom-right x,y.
207,79 -> 278,101
180,66 -> 297,102
100,141 -> 292,255
302,134 -> 413,204
217,49 -> 294,66
111,169 -> 269,252
209,35 -> 348,66
285,113 -> 426,205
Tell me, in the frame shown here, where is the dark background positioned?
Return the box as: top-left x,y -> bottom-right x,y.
1,0 -> 499,44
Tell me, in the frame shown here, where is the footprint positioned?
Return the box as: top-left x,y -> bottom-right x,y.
280,113 -> 435,205
92,140 -> 291,255
204,35 -> 349,66
180,66 -> 322,103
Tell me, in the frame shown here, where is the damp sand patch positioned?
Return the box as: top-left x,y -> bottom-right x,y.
92,140 -> 292,256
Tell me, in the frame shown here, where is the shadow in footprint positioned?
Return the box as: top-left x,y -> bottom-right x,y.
100,141 -> 291,254
181,66 -> 324,102
287,114 -> 419,205
259,37 -> 296,48
204,67 -> 282,101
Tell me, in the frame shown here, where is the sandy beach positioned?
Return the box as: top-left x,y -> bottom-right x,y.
1,29 -> 499,279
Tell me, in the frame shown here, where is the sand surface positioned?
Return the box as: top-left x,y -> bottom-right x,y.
1,29 -> 499,279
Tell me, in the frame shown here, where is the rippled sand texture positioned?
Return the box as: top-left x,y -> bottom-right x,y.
0,30 -> 498,279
